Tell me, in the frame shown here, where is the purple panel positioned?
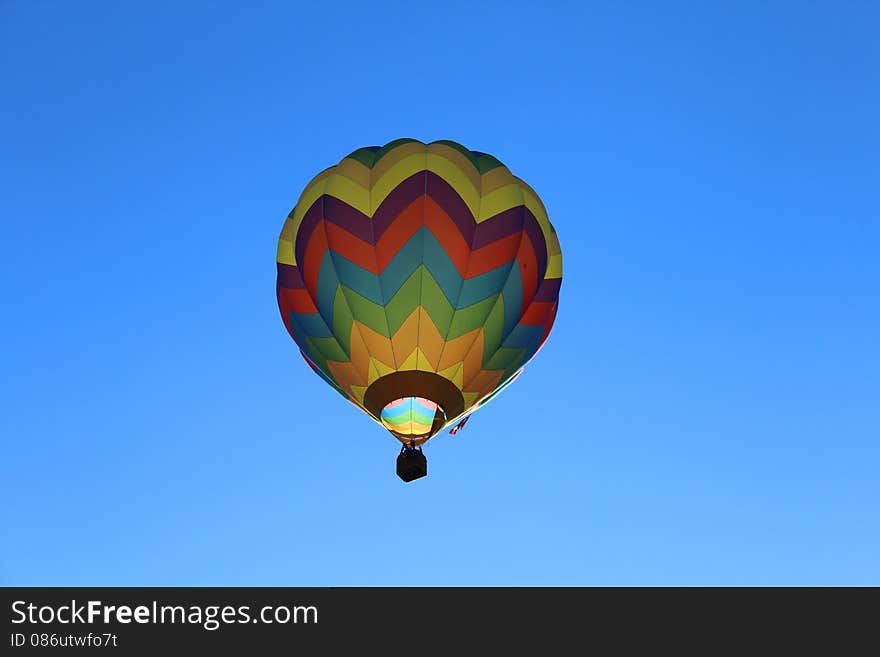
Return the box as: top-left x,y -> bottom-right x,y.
293,199 -> 325,270
522,208 -> 548,278
322,195 -> 373,242
533,277 -> 561,302
472,206 -> 527,249
372,172 -> 426,240
425,171 -> 475,245
276,262 -> 305,289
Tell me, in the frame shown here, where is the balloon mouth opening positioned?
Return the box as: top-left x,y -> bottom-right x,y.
380,397 -> 446,443
363,371 -> 465,445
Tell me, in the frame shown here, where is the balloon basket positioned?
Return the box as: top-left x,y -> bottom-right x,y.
396,445 -> 427,482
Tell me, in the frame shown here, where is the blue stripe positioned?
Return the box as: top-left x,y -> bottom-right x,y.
458,261 -> 515,307
315,226 -> 519,311
316,252 -> 340,322
331,253 -> 384,304
379,228 -> 424,301
500,264 -> 523,337
501,323 -> 545,350
291,311 -> 335,339
422,229 -> 462,302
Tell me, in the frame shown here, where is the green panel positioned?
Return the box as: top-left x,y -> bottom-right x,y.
308,336 -> 349,363
474,153 -> 505,174
373,138 -> 420,165
303,336 -> 328,373
384,268 -> 422,334
446,294 -> 499,340
340,284 -> 392,337
480,296 -> 506,366
332,286 -> 354,356
345,148 -> 378,168
419,267 -> 454,337
483,346 -> 526,372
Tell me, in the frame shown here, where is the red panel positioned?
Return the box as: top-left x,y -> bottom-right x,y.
279,287 -> 318,314
325,221 -> 380,274
423,195 -> 470,277
515,231 -> 539,309
375,195 -> 425,271
520,300 -> 556,326
301,228 -> 328,298
466,232 -> 522,279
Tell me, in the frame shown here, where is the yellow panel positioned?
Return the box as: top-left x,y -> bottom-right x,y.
335,157 -> 372,188
367,359 -> 380,385
324,174 -> 371,214
276,238 -> 295,265
476,183 -> 525,222
438,362 -> 464,388
546,253 -> 563,279
365,149 -> 483,221
398,347 -> 418,371
279,214 -> 297,242
517,179 -> 550,225
522,188 -> 559,263
290,168 -> 333,227
546,226 -> 562,257
426,153 -> 480,218
288,172 -> 371,239
369,154 -> 430,213
349,385 -> 367,404
369,141 -> 427,182
480,165 -> 516,194
415,347 -> 435,372
427,143 -> 482,193
462,391 -> 480,408
371,357 -> 395,378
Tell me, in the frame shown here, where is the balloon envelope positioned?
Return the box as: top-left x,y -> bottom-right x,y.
276,138 -> 562,445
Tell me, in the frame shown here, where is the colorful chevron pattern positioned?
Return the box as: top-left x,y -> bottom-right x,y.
276,138 -> 562,444
380,397 -> 444,439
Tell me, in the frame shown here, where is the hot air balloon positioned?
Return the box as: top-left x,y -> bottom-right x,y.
276,139 -> 562,481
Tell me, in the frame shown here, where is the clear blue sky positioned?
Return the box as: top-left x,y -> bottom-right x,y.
2,1 -> 878,586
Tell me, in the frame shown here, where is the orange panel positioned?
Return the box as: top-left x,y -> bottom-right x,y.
390,309 -> 420,366
436,327 -> 481,372
465,369 -> 504,397
355,321 -> 396,369
460,331 -> 485,384
347,324 -> 373,383
415,307 -> 444,371
325,359 -> 368,393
